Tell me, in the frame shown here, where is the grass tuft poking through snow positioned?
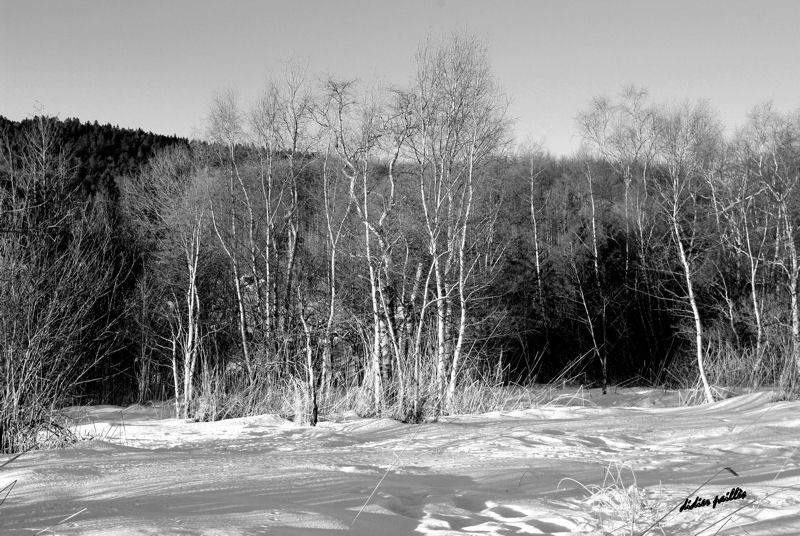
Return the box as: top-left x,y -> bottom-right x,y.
560,462 -> 668,536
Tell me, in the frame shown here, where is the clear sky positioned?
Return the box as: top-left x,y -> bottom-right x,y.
2,0 -> 798,155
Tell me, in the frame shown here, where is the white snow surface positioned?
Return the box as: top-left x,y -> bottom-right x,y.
2,388 -> 799,535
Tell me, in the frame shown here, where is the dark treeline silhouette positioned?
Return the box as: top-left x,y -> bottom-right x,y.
2,34 -> 799,452
0,115 -> 190,195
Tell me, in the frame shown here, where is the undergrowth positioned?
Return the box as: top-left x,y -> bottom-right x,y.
7,339 -> 799,451
664,339 -> 800,405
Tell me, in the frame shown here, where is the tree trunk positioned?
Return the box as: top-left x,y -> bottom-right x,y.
586,166 -> 607,394
673,214 -> 714,404
784,215 -> 800,386
445,141 -> 476,412
298,295 -> 318,426
171,336 -> 181,419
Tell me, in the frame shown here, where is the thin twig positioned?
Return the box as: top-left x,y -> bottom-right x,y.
34,507 -> 88,535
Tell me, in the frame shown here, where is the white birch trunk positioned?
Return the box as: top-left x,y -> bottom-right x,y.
672,208 -> 714,404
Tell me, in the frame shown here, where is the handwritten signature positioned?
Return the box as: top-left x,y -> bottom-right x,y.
679,487 -> 747,512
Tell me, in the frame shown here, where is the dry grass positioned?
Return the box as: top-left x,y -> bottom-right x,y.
185,345 -> 626,427
664,338 -> 800,405
560,462 -> 668,536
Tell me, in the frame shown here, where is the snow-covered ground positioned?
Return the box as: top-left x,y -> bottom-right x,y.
2,388 -> 799,535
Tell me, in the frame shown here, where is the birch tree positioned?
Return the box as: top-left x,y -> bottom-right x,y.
404,33 -> 509,413
316,125 -> 354,402
275,65 -> 318,340
577,86 -> 657,279
652,101 -> 723,404
324,79 -> 400,412
122,147 -> 209,418
716,128 -> 773,384
207,90 -> 255,384
250,83 -> 285,352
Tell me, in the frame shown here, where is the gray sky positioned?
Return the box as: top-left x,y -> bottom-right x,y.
2,0 -> 798,155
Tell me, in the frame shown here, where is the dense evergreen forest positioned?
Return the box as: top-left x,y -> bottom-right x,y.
0,115 -> 190,195
2,34 -> 799,452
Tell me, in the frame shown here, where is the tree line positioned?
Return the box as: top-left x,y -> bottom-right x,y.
1,33 -> 799,452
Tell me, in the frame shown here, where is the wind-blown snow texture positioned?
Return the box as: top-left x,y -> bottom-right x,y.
2,389 -> 799,535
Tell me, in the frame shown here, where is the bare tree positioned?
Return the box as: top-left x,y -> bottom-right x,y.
207,90 -> 254,384
522,141 -> 548,318
275,64 -> 318,340
404,32 -> 509,413
122,147 -> 209,418
578,86 -> 657,280
324,79 -> 398,412
716,127 -> 774,384
652,101 -> 723,404
312,119 -> 354,402
250,83 -> 285,351
577,163 -> 609,393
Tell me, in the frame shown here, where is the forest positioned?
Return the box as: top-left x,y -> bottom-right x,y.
2,34 -> 799,454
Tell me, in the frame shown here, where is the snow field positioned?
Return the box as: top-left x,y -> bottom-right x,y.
1,389 -> 798,535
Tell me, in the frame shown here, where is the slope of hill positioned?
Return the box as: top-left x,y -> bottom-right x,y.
0,115 -> 191,194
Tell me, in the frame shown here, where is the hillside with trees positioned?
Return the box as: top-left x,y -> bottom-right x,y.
2,34 -> 799,453
0,116 -> 190,195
